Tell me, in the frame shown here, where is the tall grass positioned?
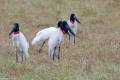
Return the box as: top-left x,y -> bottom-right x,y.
0,0 -> 120,80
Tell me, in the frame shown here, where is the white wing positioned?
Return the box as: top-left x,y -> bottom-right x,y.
11,32 -> 30,59
19,32 -> 29,49
32,27 -> 57,45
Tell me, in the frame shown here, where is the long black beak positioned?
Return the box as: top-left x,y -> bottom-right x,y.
75,16 -> 80,24
65,24 -> 75,36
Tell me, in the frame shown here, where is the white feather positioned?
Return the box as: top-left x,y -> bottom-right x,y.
32,26 -> 64,60
32,27 -> 57,46
67,20 -> 78,43
48,28 -> 64,58
12,32 -> 29,59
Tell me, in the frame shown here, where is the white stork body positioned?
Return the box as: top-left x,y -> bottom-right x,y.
67,20 -> 77,34
32,21 -> 75,61
32,27 -> 58,52
67,13 -> 80,44
48,28 -> 64,60
12,32 -> 29,62
32,27 -> 57,45
32,27 -> 63,60
67,20 -> 78,44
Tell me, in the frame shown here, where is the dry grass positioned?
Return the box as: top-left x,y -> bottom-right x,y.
0,0 -> 120,80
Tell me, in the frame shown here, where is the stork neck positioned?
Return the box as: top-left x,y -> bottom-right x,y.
13,31 -> 19,35
60,28 -> 65,34
70,20 -> 75,24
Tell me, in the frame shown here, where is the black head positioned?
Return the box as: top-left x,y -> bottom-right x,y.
13,23 -> 20,32
61,21 -> 75,36
14,23 -> 19,29
57,20 -> 63,28
61,21 -> 68,33
70,13 -> 80,23
9,23 -> 20,35
70,13 -> 75,23
14,23 -> 19,27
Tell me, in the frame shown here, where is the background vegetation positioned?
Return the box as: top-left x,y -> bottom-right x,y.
0,0 -> 120,80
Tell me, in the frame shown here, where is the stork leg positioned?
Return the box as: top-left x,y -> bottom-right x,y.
53,52 -> 55,61
24,52 -> 27,61
69,35 -> 70,42
74,36 -> 75,44
16,49 -> 18,63
54,46 -> 60,61
16,47 -> 20,63
57,46 -> 60,60
53,47 -> 56,61
21,50 -> 24,62
39,41 -> 45,53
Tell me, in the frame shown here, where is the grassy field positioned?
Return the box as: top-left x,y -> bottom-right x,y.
0,0 -> 120,80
